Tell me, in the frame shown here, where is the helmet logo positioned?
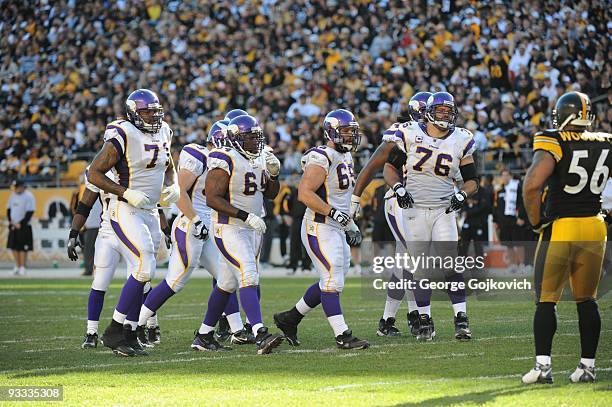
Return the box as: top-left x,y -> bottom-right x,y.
325,117 -> 340,129
126,100 -> 137,111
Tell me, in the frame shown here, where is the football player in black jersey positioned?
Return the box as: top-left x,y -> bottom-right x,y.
522,91 -> 611,384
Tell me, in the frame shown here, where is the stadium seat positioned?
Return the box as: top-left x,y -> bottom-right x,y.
60,160 -> 88,185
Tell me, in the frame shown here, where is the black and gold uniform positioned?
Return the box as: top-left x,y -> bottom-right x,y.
522,91 -> 605,384
532,128 -> 612,303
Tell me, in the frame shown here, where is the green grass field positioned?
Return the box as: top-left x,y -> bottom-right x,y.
0,277 -> 610,406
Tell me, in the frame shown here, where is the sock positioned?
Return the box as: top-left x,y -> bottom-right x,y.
417,305 -> 431,316
139,280 -> 176,325
240,286 -> 263,331
87,289 -> 105,324
577,300 -> 600,359
534,302 -> 556,359
405,289 -> 418,313
452,302 -> 467,316
446,273 -> 466,305
86,320 -> 99,335
125,320 -> 138,330
224,291 -> 240,315
383,297 -> 402,320
257,285 -> 261,299
226,312 -> 244,333
201,287 -> 231,332
321,291 -> 348,336
580,358 -> 595,368
295,282 -> 321,316
199,323 -> 215,335
126,285 -> 144,329
114,275 -> 145,324
147,314 -> 158,328
536,355 -> 551,366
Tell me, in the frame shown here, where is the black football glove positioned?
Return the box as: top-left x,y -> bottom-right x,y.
192,216 -> 209,241
446,191 -> 467,213
329,207 -> 351,227
67,230 -> 81,261
163,225 -> 172,249
345,221 -> 362,247
392,183 -> 414,209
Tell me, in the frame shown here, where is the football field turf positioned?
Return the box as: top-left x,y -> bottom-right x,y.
0,277 -> 610,406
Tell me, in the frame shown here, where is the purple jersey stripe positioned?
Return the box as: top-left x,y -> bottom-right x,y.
214,236 -> 241,269
110,219 -> 141,258
209,151 -> 233,174
307,233 -> 331,271
183,146 -> 207,166
387,213 -> 406,249
314,183 -> 327,223
462,138 -> 475,157
174,227 -> 189,268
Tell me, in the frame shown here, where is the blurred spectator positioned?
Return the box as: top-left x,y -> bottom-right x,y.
0,0 -> 610,186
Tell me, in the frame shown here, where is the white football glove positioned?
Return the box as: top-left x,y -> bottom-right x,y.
161,183 -> 180,204
191,215 -> 209,240
264,147 -> 280,178
245,213 -> 267,234
123,188 -> 151,208
350,194 -> 361,218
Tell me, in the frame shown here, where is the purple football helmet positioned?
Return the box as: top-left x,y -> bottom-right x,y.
207,119 -> 229,148
125,89 -> 164,133
226,115 -> 265,159
425,92 -> 458,130
323,109 -> 361,153
224,109 -> 249,122
408,91 -> 432,121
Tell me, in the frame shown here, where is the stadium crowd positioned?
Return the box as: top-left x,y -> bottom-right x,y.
0,0 -> 610,187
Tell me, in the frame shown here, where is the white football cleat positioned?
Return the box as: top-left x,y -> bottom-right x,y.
522,363 -> 553,384
569,363 -> 595,383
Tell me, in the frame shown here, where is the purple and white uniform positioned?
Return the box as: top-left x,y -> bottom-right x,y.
300,146 -> 354,292
104,119 -> 172,282
382,121 -> 475,244
165,143 -> 221,292
208,147 -> 267,292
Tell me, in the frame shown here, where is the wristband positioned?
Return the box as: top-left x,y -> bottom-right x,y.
69,229 -> 79,239
236,210 -> 249,222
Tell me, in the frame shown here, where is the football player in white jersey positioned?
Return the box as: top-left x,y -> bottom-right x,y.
351,92 -> 431,337
88,89 -> 180,356
135,120 -> 253,347
68,169 -> 165,349
273,109 -> 369,349
193,114 -> 285,354
381,92 -> 479,341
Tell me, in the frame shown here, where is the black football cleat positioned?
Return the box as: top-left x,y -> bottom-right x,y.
82,333 -> 98,349
101,320 -> 135,357
407,310 -> 420,337
215,315 -> 231,342
416,314 -> 435,342
147,325 -> 161,345
376,317 -> 401,337
191,331 -> 231,351
274,311 -> 301,346
255,327 -> 284,355
123,325 -> 148,356
136,325 -> 154,348
230,329 -> 256,345
336,330 -> 369,349
454,311 -> 472,341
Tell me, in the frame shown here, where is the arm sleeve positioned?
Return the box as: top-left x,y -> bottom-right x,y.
207,150 -> 233,176
7,208 -> 11,222
179,146 -> 205,176
300,149 -> 330,173
21,211 -> 33,226
103,125 -> 126,156
533,131 -> 563,162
